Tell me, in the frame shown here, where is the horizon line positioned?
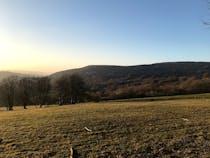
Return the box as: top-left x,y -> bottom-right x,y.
1,61 -> 210,75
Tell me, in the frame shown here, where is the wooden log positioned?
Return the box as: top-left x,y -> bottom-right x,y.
69,147 -> 73,158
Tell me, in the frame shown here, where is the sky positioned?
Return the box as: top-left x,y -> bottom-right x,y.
0,0 -> 210,74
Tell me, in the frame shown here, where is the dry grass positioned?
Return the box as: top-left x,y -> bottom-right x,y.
1,99 -> 210,157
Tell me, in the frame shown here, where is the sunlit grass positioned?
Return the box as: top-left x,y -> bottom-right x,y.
1,98 -> 210,157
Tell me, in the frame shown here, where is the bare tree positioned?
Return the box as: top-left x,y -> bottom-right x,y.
17,77 -> 33,109
56,75 -> 70,105
55,74 -> 87,105
0,77 -> 17,111
69,74 -> 87,104
203,0 -> 210,25
37,77 -> 51,108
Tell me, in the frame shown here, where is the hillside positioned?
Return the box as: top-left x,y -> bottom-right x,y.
0,71 -> 24,82
51,62 -> 210,83
2,62 -> 210,100
50,62 -> 210,99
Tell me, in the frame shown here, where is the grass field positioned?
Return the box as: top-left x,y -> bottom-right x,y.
1,96 -> 210,157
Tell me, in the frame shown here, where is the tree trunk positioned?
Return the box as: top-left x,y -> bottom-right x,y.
8,106 -> 13,111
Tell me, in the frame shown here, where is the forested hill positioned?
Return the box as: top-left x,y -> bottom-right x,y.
50,62 -> 210,84
50,62 -> 210,99
1,62 -> 210,101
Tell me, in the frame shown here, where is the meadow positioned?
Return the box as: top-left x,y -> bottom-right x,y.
1,96 -> 210,157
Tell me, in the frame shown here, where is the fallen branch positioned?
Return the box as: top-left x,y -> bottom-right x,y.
182,118 -> 190,122
69,147 -> 73,158
84,127 -> 92,132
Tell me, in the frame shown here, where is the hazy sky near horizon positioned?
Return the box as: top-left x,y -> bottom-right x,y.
0,0 -> 210,73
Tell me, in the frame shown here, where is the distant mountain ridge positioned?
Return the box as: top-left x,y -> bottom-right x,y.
2,62 -> 210,84
0,71 -> 45,82
49,62 -> 210,99
50,62 -> 210,83
2,62 -> 210,99
0,71 -> 24,82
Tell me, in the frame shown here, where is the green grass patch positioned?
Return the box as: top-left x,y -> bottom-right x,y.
113,93 -> 210,102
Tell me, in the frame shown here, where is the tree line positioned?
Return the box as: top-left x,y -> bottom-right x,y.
0,74 -> 87,110
1,73 -> 210,110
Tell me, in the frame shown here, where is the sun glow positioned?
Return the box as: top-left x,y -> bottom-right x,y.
0,30 -> 73,73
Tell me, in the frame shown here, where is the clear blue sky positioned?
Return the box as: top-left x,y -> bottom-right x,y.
0,0 -> 210,73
